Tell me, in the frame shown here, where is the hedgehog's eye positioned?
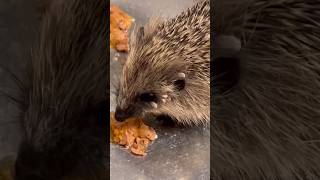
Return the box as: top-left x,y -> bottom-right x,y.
139,93 -> 157,102
174,79 -> 185,91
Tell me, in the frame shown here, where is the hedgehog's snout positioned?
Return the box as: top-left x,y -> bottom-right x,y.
115,106 -> 133,122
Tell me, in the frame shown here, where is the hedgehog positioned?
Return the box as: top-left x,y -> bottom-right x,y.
11,0 -> 108,179
114,0 -> 210,126
212,0 -> 320,180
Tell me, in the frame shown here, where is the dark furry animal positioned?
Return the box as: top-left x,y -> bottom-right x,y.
115,0 -> 210,126
212,0 -> 320,179
12,0 -> 108,179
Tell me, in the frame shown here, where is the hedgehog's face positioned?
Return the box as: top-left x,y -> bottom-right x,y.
116,87 -> 165,121
115,65 -> 187,122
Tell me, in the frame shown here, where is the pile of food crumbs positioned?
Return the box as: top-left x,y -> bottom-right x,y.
110,5 -> 134,52
110,112 -> 157,156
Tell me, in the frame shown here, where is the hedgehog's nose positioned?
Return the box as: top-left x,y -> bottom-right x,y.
115,107 -> 130,122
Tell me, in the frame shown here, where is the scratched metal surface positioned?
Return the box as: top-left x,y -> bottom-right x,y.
110,0 -> 210,180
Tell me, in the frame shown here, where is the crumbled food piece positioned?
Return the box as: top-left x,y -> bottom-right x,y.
110,5 -> 134,52
110,112 -> 157,156
130,138 -> 149,156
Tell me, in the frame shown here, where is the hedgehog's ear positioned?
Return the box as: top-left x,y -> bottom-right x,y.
173,72 -> 186,91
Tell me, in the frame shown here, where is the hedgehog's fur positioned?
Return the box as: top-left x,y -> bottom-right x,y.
212,0 -> 320,179
116,0 -> 210,126
14,0 -> 108,179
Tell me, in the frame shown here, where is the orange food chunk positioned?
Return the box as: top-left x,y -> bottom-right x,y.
110,112 -> 157,156
110,5 -> 134,52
